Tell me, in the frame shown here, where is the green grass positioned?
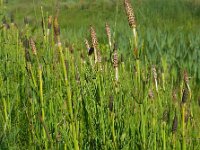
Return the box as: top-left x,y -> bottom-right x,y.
0,0 -> 200,149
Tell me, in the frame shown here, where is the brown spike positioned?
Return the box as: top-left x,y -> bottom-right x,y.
90,25 -> 98,48
172,114 -> 178,134
152,66 -> 158,92
124,0 -> 137,28
105,22 -> 112,47
90,25 -> 98,63
182,88 -> 188,104
29,38 -> 37,55
23,37 -> 31,62
48,16 -> 52,29
148,89 -> 154,99
183,70 -> 189,85
53,16 -> 60,37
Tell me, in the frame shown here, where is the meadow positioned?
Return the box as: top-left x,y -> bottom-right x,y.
0,0 -> 200,149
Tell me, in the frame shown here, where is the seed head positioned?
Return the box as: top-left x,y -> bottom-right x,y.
105,22 -> 111,46
85,39 -> 94,55
53,16 -> 60,37
152,66 -> 157,80
23,37 -> 31,62
183,70 -> 189,86
148,89 -> 154,99
182,88 -> 188,104
90,26 -> 98,48
29,38 -> 37,55
48,16 -> 52,29
172,114 -> 178,134
124,0 -> 137,28
105,22 -> 111,40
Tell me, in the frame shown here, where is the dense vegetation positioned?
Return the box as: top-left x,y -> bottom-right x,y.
0,0 -> 200,149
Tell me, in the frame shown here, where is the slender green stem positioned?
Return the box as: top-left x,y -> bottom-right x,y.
38,65 -> 48,149
57,44 -> 79,150
182,104 -> 186,150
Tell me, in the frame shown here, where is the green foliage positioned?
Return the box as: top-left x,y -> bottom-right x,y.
0,0 -> 200,149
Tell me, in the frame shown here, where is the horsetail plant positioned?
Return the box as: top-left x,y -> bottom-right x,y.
53,15 -> 79,150
105,22 -> 112,48
124,0 -> 142,92
105,22 -> 112,60
30,37 -> 40,65
38,65 -> 48,149
1,1 -> 200,149
90,25 -> 98,64
29,38 -> 37,56
124,0 -> 138,57
181,72 -> 190,150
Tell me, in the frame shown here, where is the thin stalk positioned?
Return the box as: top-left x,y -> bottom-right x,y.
57,44 -> 79,150
111,112 -> 116,148
97,72 -> 106,145
162,122 -> 166,150
38,65 -> 48,149
3,98 -> 8,123
28,63 -> 37,88
162,73 -> 165,91
152,112 -> 157,150
94,47 -> 98,64
136,59 -> 140,89
41,6 -> 47,42
115,67 -> 119,82
182,104 -> 186,150
172,134 -> 176,150
140,104 -> 146,149
132,28 -> 138,57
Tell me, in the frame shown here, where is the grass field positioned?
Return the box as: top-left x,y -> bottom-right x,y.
0,0 -> 200,149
